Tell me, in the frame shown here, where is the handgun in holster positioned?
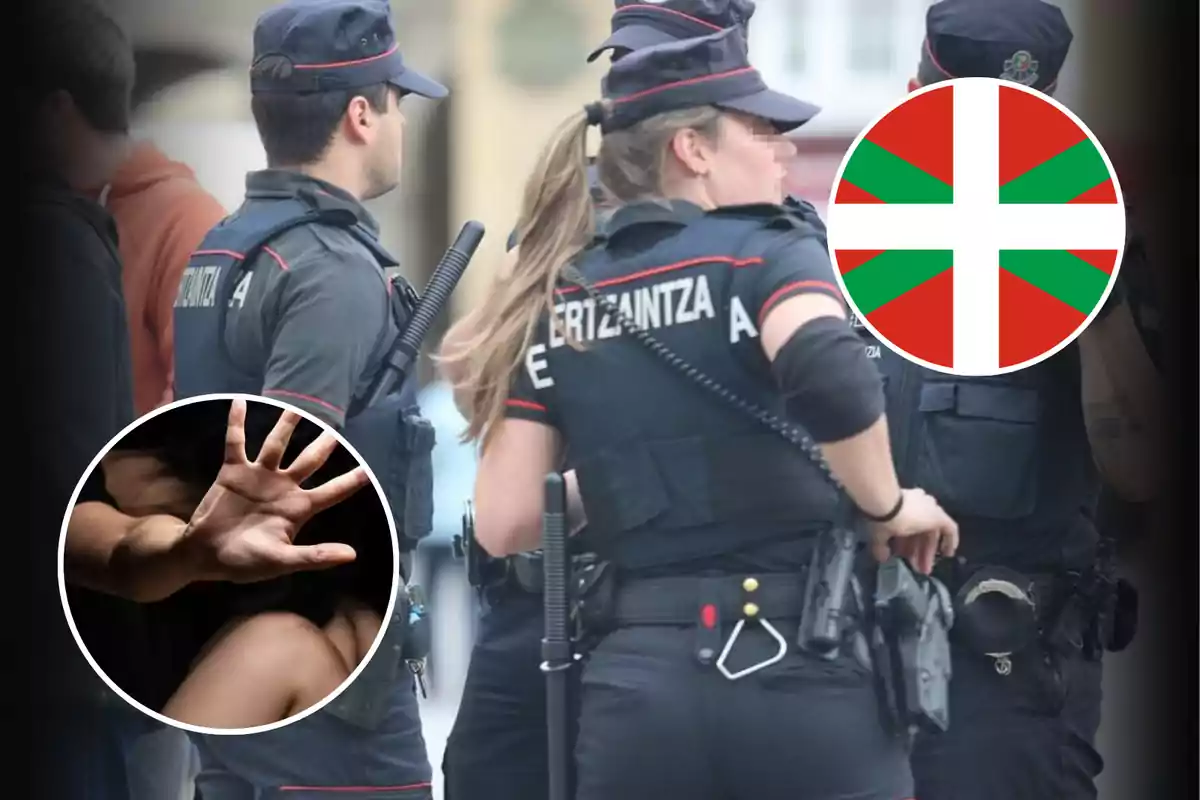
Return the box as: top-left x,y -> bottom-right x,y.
797,525 -> 859,658
872,556 -> 955,739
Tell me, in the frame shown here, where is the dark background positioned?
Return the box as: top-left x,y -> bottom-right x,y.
12,0 -> 1196,796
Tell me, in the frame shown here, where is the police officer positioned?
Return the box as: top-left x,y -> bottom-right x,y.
439,5 -> 762,799
865,2 -> 1166,798
455,27 -> 960,800
171,0 -> 445,796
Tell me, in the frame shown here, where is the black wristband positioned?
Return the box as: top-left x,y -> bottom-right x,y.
861,492 -> 904,523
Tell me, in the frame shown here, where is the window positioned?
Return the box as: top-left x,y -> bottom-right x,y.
783,0 -> 810,74
847,0 -> 897,74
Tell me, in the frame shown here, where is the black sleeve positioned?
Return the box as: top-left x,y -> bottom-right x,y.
261,253 -> 391,428
731,231 -> 845,330
32,205 -> 136,508
503,336 -> 558,429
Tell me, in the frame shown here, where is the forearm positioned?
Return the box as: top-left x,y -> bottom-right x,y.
65,502 -> 200,603
1078,304 -> 1166,500
1080,303 -> 1165,424
818,415 -> 903,518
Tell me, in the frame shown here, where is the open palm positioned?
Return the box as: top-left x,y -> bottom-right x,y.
182,399 -> 368,584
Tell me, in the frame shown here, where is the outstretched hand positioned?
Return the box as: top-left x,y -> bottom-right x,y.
180,399 -> 368,584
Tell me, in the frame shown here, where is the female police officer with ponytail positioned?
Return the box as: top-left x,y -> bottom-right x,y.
445,27 -> 960,800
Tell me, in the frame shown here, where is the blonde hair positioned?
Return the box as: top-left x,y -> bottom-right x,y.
441,103 -> 724,449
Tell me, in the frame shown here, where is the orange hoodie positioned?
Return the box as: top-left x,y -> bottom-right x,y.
98,141 -> 227,416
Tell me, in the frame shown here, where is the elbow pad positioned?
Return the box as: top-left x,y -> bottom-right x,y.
770,316 -> 885,442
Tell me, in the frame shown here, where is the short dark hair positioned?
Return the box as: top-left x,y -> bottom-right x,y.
25,0 -> 135,133
249,55 -> 393,167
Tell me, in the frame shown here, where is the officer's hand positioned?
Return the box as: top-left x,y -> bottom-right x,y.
868,488 -> 959,574
178,399 -> 366,584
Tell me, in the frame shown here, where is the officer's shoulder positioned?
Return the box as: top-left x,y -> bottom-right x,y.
262,222 -> 371,274
706,201 -> 825,235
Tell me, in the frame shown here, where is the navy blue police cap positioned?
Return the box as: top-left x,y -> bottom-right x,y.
919,0 -> 1072,92
250,0 -> 448,98
597,26 -> 818,133
587,0 -> 757,63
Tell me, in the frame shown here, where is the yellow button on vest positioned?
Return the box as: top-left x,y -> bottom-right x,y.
743,577 -> 759,592
743,602 -> 759,617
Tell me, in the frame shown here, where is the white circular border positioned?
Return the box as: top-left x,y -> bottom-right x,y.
824,76 -> 1127,377
55,392 -> 402,737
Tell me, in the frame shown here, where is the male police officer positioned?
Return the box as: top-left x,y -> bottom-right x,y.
172,1 -> 446,796
859,2 -> 1165,798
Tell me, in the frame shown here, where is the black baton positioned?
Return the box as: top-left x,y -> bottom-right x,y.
541,472 -> 572,800
366,220 -> 485,405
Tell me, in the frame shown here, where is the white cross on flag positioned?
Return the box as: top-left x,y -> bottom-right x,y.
826,77 -> 1126,376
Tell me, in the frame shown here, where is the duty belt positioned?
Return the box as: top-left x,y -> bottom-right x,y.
605,571 -> 811,681
613,573 -> 809,626
937,561 -> 1085,672
508,551 -> 596,594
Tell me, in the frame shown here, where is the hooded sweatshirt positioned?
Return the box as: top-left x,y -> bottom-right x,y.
95,141 -> 227,415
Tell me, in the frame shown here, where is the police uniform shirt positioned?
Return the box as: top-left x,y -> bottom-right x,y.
201,170 -> 399,428
505,199 -> 843,572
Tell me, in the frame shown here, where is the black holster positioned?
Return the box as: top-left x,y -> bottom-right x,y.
871,557 -> 955,739
797,526 -> 858,658
572,560 -> 618,642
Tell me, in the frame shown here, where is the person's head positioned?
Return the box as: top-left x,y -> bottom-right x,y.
448,27 -> 817,446
248,0 -> 448,200
589,0 -> 757,64
909,0 -> 1072,96
22,0 -> 135,188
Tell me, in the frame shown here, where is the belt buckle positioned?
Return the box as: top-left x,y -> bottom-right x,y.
714,576 -> 789,681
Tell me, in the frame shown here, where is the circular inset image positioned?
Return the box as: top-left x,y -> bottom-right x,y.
58,393 -> 400,735
825,76 -> 1126,377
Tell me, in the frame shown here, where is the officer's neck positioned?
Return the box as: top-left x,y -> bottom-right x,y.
661,180 -> 717,212
290,155 -> 367,202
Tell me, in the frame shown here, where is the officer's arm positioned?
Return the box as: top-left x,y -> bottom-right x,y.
744,234 -> 903,518
472,338 -> 575,556
474,420 -> 566,556
261,254 -> 391,429
1077,299 -> 1166,502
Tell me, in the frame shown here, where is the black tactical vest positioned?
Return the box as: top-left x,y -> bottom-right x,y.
530,204 -> 840,570
173,195 -> 436,562
828,269 -> 1101,570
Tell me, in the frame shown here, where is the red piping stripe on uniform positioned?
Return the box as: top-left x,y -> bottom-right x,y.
617,5 -> 723,32
613,66 -> 757,106
555,255 -> 764,296
191,248 -> 289,271
264,389 -> 344,415
757,280 -> 844,328
506,398 -> 547,413
292,42 -> 400,70
276,780 -> 433,792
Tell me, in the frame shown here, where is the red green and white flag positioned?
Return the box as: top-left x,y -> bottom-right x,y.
826,77 -> 1126,376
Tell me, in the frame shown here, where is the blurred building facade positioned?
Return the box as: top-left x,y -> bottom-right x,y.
117,0 -> 1105,324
